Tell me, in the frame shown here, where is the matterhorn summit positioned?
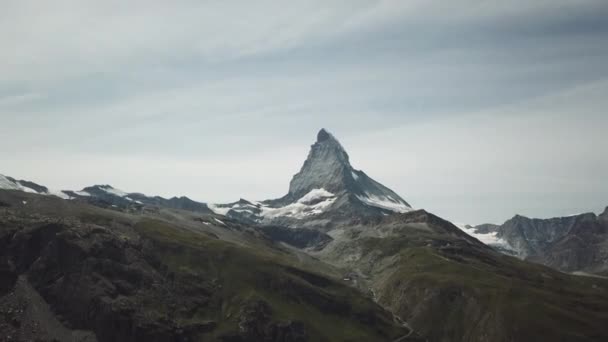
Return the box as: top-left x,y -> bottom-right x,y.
208,129 -> 412,227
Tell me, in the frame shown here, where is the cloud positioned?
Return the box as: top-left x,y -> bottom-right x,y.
1,1 -> 607,223
346,80 -> 608,223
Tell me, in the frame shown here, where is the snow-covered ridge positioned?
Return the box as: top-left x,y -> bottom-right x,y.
47,189 -> 71,200
356,193 -> 412,213
261,188 -> 336,219
207,203 -> 232,216
0,174 -> 72,200
0,175 -> 23,191
297,188 -> 334,204
99,185 -> 130,197
209,188 -> 337,221
453,223 -> 514,250
0,176 -> 140,203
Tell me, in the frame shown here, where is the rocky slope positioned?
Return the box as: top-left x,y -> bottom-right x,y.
471,210 -> 608,274
0,190 -> 411,342
0,175 -> 213,216
313,210 -> 608,341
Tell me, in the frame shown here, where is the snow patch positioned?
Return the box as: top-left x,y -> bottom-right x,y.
453,223 -> 514,250
101,186 -> 129,197
20,186 -> 38,193
207,203 -> 231,216
0,175 -> 71,200
48,189 -> 71,200
74,191 -> 91,197
351,171 -> 359,180
260,189 -> 336,219
297,188 -> 334,204
208,201 -> 261,216
231,208 -> 254,214
213,218 -> 226,226
356,193 -> 412,213
0,175 -> 21,190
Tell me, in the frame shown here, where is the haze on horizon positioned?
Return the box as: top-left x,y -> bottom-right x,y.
1,0 -> 607,224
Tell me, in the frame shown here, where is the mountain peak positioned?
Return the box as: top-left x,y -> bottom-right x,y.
282,129 -> 411,213
315,128 -> 345,148
316,128 -> 334,143
287,129 -> 352,199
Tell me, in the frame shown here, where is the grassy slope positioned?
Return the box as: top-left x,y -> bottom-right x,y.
5,190 -> 608,341
0,190 -> 408,341
316,211 -> 608,342
370,237 -> 608,342
133,218 -> 406,341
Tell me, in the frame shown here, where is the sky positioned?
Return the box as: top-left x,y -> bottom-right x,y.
1,0 -> 607,224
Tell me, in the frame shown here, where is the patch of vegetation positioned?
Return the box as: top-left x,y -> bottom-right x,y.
134,219 -> 407,341
377,246 -> 608,341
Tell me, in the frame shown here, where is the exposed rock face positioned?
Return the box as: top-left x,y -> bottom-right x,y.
497,214 -> 582,258
210,129 -> 413,231
64,185 -> 213,214
129,193 -> 212,214
476,212 -> 608,274
0,174 -> 68,199
471,223 -> 500,234
283,129 -> 410,208
286,129 -> 354,201
1,221 -> 214,342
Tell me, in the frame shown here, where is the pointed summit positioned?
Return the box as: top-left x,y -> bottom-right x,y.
207,129 -> 412,227
287,129 -> 352,199
284,129 -> 411,213
316,128 -> 335,142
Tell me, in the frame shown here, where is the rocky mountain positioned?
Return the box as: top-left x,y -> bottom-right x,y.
204,130 -> 608,340
2,129 -> 608,341
208,129 -> 412,229
0,174 -> 71,200
0,176 -> 213,216
470,211 -> 608,274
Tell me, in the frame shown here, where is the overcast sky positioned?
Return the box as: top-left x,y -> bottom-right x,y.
1,0 -> 607,224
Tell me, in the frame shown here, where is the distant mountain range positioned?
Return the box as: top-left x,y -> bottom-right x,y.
3,128 -> 606,276
464,209 -> 608,275
2,129 -> 608,341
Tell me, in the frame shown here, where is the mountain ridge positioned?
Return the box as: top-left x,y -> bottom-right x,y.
2,129 -> 608,341
470,210 -> 608,274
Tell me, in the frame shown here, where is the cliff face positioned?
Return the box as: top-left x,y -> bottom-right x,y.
286,129 -> 410,208
480,211 -> 608,274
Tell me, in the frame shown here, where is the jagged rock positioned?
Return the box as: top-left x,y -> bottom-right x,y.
477,211 -> 608,273
209,129 -> 413,233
